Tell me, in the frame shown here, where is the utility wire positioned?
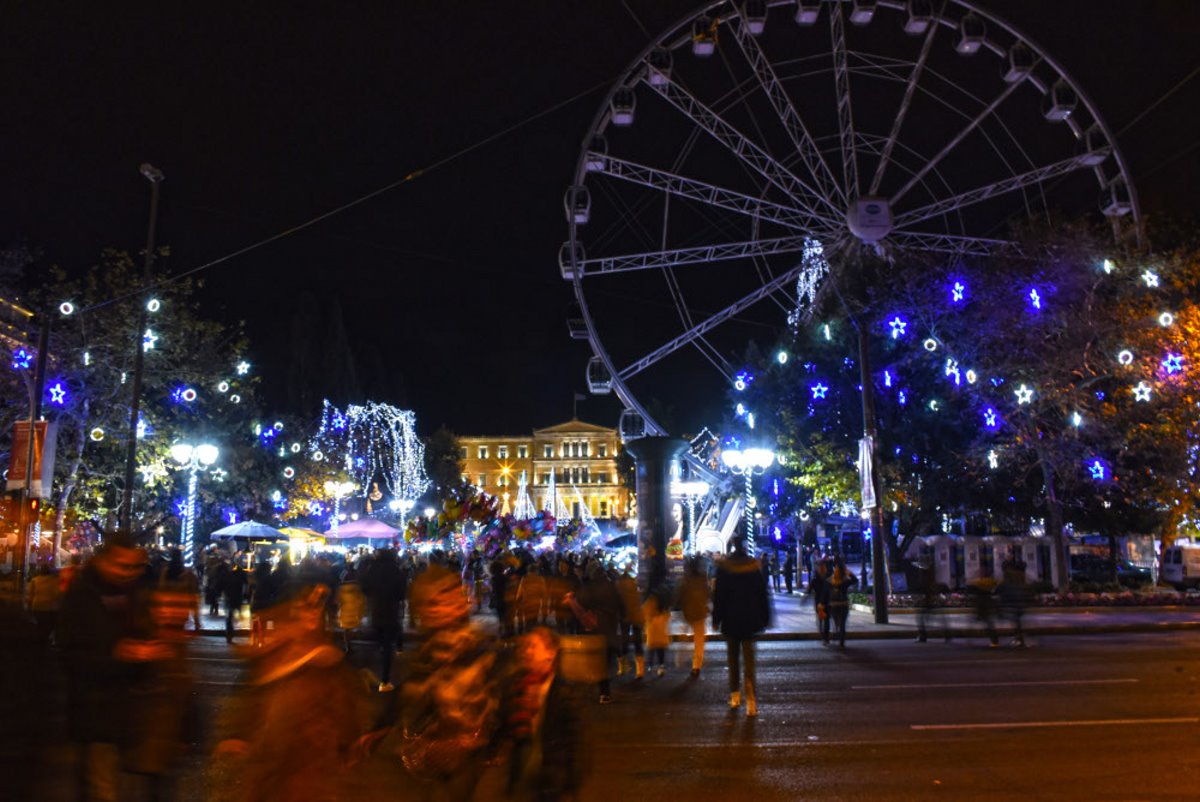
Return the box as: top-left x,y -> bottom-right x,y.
77,77 -> 612,315
1116,64 -> 1200,137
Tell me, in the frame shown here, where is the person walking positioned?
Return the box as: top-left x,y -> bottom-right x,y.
783,548 -> 796,594
769,552 -> 782,593
809,558 -> 831,645
572,561 -> 622,704
219,560 -> 249,644
642,585 -> 671,678
675,557 -> 710,678
999,553 -> 1031,647
360,547 -> 407,692
614,565 -> 645,679
826,556 -> 858,648
712,535 -> 771,717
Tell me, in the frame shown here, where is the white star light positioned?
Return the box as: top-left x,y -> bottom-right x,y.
210,468 -> 228,483
952,282 -> 965,302
236,361 -> 251,375
1133,382 -> 1152,402
142,329 -> 157,351
1071,412 -> 1083,427
1014,384 -> 1034,405
1028,288 -> 1041,309
1142,270 -> 1160,288
987,450 -> 999,469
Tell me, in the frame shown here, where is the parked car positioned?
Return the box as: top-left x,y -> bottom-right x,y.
1161,544 -> 1200,591
1069,553 -> 1152,588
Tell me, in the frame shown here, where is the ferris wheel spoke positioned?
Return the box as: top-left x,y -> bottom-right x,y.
892,152 -> 1106,229
886,230 -> 1013,257
577,235 -> 812,277
890,77 -> 1027,206
867,19 -> 941,196
643,76 -> 838,220
617,261 -> 808,382
830,1 -> 860,199
727,16 -> 846,207
593,154 -> 835,232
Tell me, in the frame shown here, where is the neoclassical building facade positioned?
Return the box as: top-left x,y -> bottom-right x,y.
457,419 -> 629,520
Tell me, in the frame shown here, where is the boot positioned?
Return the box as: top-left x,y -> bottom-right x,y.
635,655 -> 645,679
729,690 -> 741,709
617,656 -> 627,676
745,679 -> 757,717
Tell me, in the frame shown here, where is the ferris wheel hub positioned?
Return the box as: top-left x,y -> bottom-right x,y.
845,197 -> 893,243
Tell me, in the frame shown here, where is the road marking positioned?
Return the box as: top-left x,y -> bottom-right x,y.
854,678 -> 1138,690
912,717 -> 1198,731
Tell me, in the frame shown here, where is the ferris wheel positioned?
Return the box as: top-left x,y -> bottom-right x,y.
562,0 -> 1140,440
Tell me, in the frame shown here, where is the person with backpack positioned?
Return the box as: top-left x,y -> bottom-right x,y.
712,535 -> 771,717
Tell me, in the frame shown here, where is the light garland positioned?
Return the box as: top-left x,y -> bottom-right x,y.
312,400 -> 430,502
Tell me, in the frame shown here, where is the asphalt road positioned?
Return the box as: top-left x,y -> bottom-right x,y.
127,630 -> 1195,802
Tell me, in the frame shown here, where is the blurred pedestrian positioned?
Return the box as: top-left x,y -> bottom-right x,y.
642,585 -> 671,678
912,558 -> 946,643
27,564 -> 61,647
501,627 -> 588,801
827,556 -> 858,648
783,548 -> 796,594
614,565 -> 644,679
769,552 -> 782,593
809,558 -> 831,645
157,548 -> 201,632
968,575 -> 1000,647
216,584 -> 363,802
999,554 -> 1031,647
675,557 -> 710,678
360,547 -> 407,692
517,562 -> 547,634
57,531 -> 157,802
571,562 -> 621,704
220,560 -> 249,644
712,535 -> 771,717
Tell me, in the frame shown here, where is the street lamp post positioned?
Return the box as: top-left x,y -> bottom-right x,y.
389,498 -> 415,527
720,447 -> 775,557
170,442 -> 218,568
121,164 -> 164,534
324,480 -> 356,538
672,480 -> 710,555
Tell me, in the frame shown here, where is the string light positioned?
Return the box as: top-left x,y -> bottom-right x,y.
888,316 -> 907,339
1101,258 -> 1116,274
229,394 -> 241,404
1133,382 -> 1152,402
987,450 -> 999,469
1014,384 -> 1034,405
1071,411 -> 1083,427
143,329 -> 158,351
312,400 -> 430,501
1117,350 -> 1134,366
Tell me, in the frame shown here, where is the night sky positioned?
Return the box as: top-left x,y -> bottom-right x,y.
4,1 -> 1198,436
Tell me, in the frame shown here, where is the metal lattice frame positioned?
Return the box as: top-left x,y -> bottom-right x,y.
566,0 -> 1141,440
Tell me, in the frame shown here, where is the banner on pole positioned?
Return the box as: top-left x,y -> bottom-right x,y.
7,420 -> 57,499
858,435 -> 876,510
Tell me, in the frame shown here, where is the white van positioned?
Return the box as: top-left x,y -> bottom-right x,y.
1161,544 -> 1200,590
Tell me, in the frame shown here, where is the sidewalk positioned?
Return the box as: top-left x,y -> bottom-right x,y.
194,590 -> 1200,642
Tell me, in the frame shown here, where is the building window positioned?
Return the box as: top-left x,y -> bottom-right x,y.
498,445 -> 508,459
461,474 -> 470,485
582,441 -> 590,457
478,446 -> 488,459
599,501 -> 609,517
596,472 -> 610,484
459,447 -> 468,459
544,444 -> 554,458
478,474 -> 487,488
597,443 -> 607,458
582,468 -> 590,483
498,475 -> 508,488
540,473 -> 551,486
517,445 -> 528,459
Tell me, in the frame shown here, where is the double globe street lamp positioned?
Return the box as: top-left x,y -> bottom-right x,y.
170,442 -> 219,568
672,479 -> 711,555
324,480 -> 357,538
720,446 -> 775,556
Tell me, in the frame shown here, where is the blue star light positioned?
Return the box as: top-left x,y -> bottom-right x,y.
951,281 -> 966,303
811,382 -> 829,399
1028,287 -> 1041,310
1163,353 -> 1184,374
888,316 -> 907,339
10,349 -> 30,370
1088,460 -> 1107,480
48,382 -> 67,405
984,408 -> 999,429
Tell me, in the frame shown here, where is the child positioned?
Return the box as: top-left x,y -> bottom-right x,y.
643,586 -> 671,678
